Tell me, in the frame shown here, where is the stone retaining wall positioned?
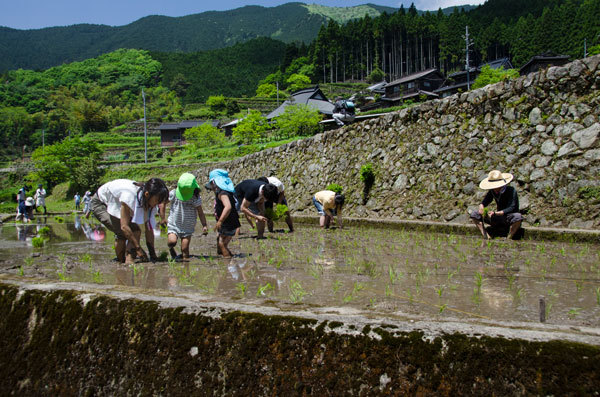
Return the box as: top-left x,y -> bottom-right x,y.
1,280 -> 599,395
195,55 -> 600,229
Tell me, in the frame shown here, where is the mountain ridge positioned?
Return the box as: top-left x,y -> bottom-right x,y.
0,2 -> 477,71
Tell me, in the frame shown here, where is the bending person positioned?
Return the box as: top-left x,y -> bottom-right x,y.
234,179 -> 279,238
258,176 -> 294,233
91,178 -> 169,264
313,190 -> 344,229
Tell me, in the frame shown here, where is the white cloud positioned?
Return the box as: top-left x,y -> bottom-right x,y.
400,0 -> 486,11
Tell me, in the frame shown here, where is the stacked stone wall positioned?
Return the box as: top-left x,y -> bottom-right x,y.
196,55 -> 600,229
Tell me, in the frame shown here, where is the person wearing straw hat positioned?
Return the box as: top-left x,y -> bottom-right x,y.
166,173 -> 208,261
205,169 -> 240,258
470,170 -> 523,240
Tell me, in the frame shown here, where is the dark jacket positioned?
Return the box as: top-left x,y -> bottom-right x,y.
481,186 -> 519,214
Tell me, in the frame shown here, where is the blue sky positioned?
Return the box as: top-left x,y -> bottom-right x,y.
1,0 -> 484,30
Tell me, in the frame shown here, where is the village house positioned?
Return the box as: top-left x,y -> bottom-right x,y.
381,68 -> 445,106
434,57 -> 513,98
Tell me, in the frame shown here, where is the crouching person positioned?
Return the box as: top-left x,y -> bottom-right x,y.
313,190 -> 344,229
91,178 -> 169,264
470,170 -> 523,240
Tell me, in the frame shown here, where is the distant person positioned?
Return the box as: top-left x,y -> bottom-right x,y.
205,169 -> 240,258
313,190 -> 345,229
18,197 -> 35,223
332,96 -> 355,126
15,187 -> 27,222
34,184 -> 47,214
470,169 -> 523,240
234,179 -> 279,239
91,178 -> 169,264
167,173 -> 208,261
74,192 -> 81,211
82,191 -> 92,218
257,176 -> 294,233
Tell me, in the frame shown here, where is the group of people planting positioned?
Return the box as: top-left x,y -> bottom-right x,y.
89,169 -> 347,264
21,165 -> 518,264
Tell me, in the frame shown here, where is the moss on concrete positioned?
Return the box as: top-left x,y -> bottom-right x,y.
1,283 -> 599,395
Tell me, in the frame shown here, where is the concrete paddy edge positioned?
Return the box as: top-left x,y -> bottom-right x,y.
1,277 -> 599,395
292,215 -> 600,243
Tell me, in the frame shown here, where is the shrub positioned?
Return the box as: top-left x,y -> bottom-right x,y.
360,163 -> 375,204
184,123 -> 226,148
326,183 -> 343,194
32,236 -> 44,248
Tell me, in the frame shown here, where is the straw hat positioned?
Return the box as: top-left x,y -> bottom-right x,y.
479,170 -> 514,190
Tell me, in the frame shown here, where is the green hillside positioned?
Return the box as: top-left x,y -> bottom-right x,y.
0,3 -> 392,72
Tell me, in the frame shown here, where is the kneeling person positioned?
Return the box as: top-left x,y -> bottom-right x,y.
470,169 -> 523,240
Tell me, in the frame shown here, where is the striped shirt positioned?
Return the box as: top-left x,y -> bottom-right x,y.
167,189 -> 203,236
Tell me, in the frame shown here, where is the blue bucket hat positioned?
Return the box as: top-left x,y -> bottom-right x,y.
205,169 -> 235,193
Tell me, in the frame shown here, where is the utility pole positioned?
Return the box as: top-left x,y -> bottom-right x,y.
464,26 -> 474,91
142,88 -> 148,163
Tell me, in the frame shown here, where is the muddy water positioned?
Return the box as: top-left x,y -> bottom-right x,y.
1,215 -> 599,327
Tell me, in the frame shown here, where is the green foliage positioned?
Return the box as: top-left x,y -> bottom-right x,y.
360,163 -> 375,185
360,163 -> 376,204
31,237 -> 45,248
472,65 -> 519,89
275,104 -> 322,139
206,96 -> 227,112
256,83 -> 278,98
265,204 -> 289,222
232,110 -> 269,144
326,183 -> 343,194
286,73 -> 311,93
184,123 -> 227,148
30,136 -> 103,189
38,226 -> 51,236
367,67 -> 385,83
578,186 -> 600,203
70,155 -> 105,196
589,45 -> 600,56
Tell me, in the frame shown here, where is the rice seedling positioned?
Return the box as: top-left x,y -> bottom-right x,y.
435,286 -> 444,298
18,266 -> 24,276
257,282 -> 273,297
288,280 -> 308,303
568,307 -> 582,318
309,263 -> 323,279
31,237 -> 44,248
473,271 -> 484,296
342,282 -> 364,303
332,280 -> 343,294
38,226 -> 51,236
439,303 -> 447,314
595,287 -> 600,305
23,257 -> 34,267
235,282 -> 247,297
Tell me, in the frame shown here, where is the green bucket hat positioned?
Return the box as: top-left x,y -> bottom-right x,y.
176,172 -> 200,201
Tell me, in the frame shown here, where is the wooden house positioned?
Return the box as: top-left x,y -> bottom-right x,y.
435,58 -> 513,98
519,53 -> 570,76
382,69 -> 444,105
266,86 -> 334,120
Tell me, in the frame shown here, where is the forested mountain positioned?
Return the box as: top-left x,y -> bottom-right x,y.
309,0 -> 599,83
0,3 -> 395,71
151,38 -> 287,103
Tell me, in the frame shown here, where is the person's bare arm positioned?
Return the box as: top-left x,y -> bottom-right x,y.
241,198 -> 266,222
197,206 -> 208,235
120,204 -> 148,261
215,193 -> 232,232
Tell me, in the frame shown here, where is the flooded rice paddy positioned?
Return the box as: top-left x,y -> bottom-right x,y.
1,215 -> 599,327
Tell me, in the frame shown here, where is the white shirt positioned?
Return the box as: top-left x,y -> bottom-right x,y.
267,177 -> 284,194
96,179 -> 139,220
